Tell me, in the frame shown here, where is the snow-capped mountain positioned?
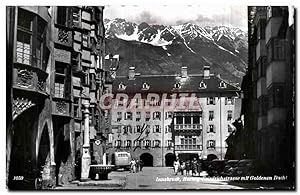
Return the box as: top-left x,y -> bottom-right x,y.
104,18 -> 248,84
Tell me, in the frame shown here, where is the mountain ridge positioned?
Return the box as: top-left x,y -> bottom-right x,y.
104,18 -> 248,85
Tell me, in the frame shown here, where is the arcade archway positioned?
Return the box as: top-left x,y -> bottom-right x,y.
140,153 -> 153,167
165,153 -> 176,167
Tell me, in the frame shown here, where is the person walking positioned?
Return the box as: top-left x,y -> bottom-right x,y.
197,159 -> 202,177
139,159 -> 144,171
191,158 -> 198,176
180,161 -> 186,175
130,158 -> 136,173
173,158 -> 180,175
185,160 -> 191,176
136,159 -> 140,173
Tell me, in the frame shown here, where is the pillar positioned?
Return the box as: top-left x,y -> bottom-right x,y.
81,102 -> 91,181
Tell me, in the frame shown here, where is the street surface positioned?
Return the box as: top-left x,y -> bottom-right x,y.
55,167 -> 248,190
124,167 -> 243,190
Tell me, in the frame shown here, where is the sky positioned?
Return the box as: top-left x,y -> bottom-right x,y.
104,5 -> 247,30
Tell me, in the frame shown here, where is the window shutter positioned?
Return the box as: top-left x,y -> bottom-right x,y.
153,112 -> 155,119
214,125 -> 216,133
207,98 -> 209,105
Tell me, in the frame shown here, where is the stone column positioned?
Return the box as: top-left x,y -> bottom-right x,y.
81,102 -> 91,181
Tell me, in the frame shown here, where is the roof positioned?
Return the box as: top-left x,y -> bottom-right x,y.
112,74 -> 240,95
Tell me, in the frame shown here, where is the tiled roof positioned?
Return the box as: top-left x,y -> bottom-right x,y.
112,74 -> 240,94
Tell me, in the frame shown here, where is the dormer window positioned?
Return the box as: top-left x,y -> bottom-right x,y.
219,81 -> 227,89
174,82 -> 181,89
118,82 -> 126,90
142,82 -> 150,90
199,81 -> 207,89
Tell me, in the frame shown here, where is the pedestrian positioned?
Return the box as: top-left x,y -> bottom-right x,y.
130,158 -> 136,173
139,159 -> 144,171
191,158 -> 198,176
173,158 -> 180,175
185,160 -> 191,176
136,159 -> 140,173
197,159 -> 202,177
180,161 -> 186,175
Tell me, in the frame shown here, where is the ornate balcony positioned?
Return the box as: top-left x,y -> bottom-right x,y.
13,64 -> 48,97
175,145 -> 203,151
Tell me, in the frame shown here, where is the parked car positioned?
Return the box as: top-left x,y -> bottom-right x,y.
221,160 -> 239,176
207,159 -> 227,177
111,152 -> 131,170
236,159 -> 254,176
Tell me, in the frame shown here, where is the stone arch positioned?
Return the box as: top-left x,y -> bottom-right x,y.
36,120 -> 55,166
37,124 -> 50,171
165,153 -> 176,167
140,153 -> 153,167
207,154 -> 218,161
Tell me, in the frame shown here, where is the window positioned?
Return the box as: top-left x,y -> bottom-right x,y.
136,125 -> 141,133
153,112 -> 161,120
185,116 -> 191,124
199,81 -> 207,89
16,9 -> 47,69
73,97 -> 80,118
174,82 -> 181,89
115,140 -> 121,148
136,112 -> 141,121
257,57 -> 267,77
180,136 -> 197,149
193,115 -> 200,124
167,140 -> 173,148
125,140 -> 131,148
176,116 -> 183,124
219,81 -> 227,88
228,124 -> 233,133
72,7 -> 80,27
165,125 -> 171,133
208,125 -> 215,133
165,112 -> 172,119
125,112 -> 132,120
209,111 -> 214,121
267,39 -> 285,63
149,97 -> 160,106
153,125 -> 160,133
227,110 -> 233,121
144,140 -> 151,148
117,112 -> 122,121
134,140 -> 141,147
116,126 -> 122,133
118,83 -> 126,90
82,67 -> 89,85
207,97 -> 215,105
54,77 -> 65,98
123,125 -> 132,134
142,82 -> 150,90
82,33 -> 90,48
268,85 -> 284,108
153,140 -> 161,148
257,20 -> 266,41
145,112 -> 151,121
225,97 -> 234,105
207,140 -> 216,149
56,6 -> 72,27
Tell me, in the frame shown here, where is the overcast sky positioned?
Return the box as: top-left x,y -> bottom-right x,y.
104,5 -> 247,30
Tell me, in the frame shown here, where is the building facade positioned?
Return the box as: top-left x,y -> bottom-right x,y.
107,66 -> 240,167
6,6 -> 107,189
227,6 -> 295,181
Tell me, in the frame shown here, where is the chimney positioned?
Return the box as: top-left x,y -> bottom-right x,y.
128,67 -> 135,80
181,66 -> 188,78
204,65 -> 210,79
